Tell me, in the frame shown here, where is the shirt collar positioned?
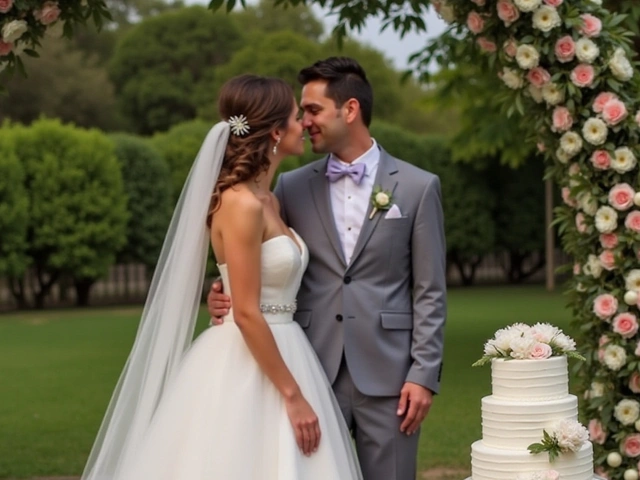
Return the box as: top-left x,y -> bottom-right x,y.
329,139 -> 379,176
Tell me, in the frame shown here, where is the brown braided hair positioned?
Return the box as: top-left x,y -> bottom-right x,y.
207,74 -> 294,227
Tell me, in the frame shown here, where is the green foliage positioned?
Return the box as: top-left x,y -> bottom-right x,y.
0,129 -> 29,278
5,119 -> 128,307
110,133 -> 172,268
109,6 -> 244,134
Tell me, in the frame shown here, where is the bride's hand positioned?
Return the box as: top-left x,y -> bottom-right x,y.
284,392 -> 321,456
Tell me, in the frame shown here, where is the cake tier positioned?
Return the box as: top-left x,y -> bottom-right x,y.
471,440 -> 593,480
482,394 -> 578,450
492,356 -> 568,400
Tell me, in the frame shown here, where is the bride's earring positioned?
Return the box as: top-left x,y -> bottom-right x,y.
272,137 -> 281,156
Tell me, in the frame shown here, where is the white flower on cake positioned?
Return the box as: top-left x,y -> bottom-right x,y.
528,419 -> 589,462
614,399 -> 640,426
474,323 -> 583,366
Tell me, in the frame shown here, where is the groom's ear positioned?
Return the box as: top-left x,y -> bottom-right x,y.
343,98 -> 361,125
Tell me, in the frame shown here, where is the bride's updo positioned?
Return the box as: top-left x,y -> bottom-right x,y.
208,74 -> 294,223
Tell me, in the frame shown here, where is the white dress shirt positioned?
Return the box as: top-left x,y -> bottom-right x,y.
328,140 -> 380,264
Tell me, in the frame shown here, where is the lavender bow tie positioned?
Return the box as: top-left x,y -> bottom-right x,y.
325,159 -> 366,185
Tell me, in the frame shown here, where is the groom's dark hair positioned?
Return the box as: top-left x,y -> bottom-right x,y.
298,57 -> 373,127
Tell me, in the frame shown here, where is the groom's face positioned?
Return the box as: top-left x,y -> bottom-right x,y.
300,80 -> 347,154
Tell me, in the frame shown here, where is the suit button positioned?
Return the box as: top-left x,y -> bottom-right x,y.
344,276 -> 352,284
336,314 -> 343,322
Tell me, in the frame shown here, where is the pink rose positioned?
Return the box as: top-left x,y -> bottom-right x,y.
600,233 -> 619,249
593,293 -> 618,319
589,418 -> 607,444
629,372 -> 640,394
552,106 -> 573,132
599,334 -> 610,346
504,38 -> 518,58
562,187 -> 577,207
602,99 -> 628,126
591,150 -> 612,170
613,312 -> 639,338
467,11 -> 485,34
581,14 -> 602,38
35,1 -> 61,25
497,0 -> 520,26
594,92 -> 619,113
537,142 -> 546,152
599,250 -> 615,271
609,183 -> 635,211
595,467 -> 609,480
623,434 -> 640,457
555,36 -> 576,63
0,0 -> 13,13
0,40 -> 12,56
625,211 -> 640,233
530,342 -> 553,359
544,0 -> 562,5
576,212 -> 587,233
528,67 -> 551,88
573,262 -> 581,275
571,64 -> 595,88
477,37 -> 497,53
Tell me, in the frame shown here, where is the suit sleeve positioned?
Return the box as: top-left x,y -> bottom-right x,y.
406,174 -> 447,394
273,173 -> 289,224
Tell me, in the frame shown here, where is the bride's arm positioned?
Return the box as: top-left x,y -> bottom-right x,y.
215,191 -> 320,455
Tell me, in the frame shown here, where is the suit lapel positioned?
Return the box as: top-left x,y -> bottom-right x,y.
347,149 -> 399,271
309,158 -> 347,266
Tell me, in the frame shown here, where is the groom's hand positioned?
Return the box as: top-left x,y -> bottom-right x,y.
207,281 -> 231,325
397,382 -> 433,436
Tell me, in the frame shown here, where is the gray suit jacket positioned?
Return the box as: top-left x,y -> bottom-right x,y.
274,147 -> 446,397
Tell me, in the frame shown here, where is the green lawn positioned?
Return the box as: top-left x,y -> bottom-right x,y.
0,285 -> 573,478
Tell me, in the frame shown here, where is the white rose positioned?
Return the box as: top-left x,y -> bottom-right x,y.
542,83 -> 565,105
625,270 -> 640,291
610,48 -> 634,82
577,192 -> 598,216
500,67 -> 524,89
582,117 -> 608,145
532,5 -> 561,32
584,254 -> 603,278
576,37 -> 600,63
614,399 -> 640,425
595,206 -> 618,233
516,44 -> 540,70
603,344 -> 627,371
555,147 -> 569,164
375,192 -> 390,207
528,85 -> 544,103
514,0 -> 541,12
2,20 -> 27,43
624,291 -> 639,305
560,131 -> 583,156
590,382 -> 605,398
612,147 -> 637,173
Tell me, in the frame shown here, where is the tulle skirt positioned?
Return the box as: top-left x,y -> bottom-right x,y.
115,319 -> 362,480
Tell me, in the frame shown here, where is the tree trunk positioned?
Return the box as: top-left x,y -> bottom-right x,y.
74,278 -> 94,306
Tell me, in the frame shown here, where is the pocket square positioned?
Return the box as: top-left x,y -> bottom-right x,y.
384,204 -> 403,219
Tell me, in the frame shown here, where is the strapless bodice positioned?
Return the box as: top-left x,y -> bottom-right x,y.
218,230 -> 308,324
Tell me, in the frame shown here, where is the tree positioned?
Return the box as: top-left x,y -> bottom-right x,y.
109,6 -> 244,134
111,134 -> 172,272
5,119 -> 128,307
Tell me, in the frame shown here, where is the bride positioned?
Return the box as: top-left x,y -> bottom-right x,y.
81,74 -> 362,480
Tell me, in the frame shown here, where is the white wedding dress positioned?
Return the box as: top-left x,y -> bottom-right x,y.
115,230 -> 362,480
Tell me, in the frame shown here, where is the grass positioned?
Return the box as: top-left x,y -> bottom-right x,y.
0,285 -> 574,478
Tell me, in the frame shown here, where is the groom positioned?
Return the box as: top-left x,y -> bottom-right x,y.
209,56 -> 447,480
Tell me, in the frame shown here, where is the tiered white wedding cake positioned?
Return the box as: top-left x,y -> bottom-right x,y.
468,323 -> 596,480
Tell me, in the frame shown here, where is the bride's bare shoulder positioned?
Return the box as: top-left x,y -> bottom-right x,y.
217,186 -> 263,219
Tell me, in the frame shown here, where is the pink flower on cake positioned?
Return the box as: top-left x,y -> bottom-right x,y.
0,0 -> 13,14
594,92 -> 619,113
623,434 -> 640,457
626,211 -> 640,232
599,250 -> 616,271
571,64 -> 595,88
467,11 -> 485,34
580,14 -> 602,37
588,418 -> 607,444
497,0 -> 520,26
600,233 -> 619,249
612,312 -> 639,338
591,150 -> 612,170
551,106 -> 573,132
527,67 -> 551,88
530,342 -> 553,359
593,294 -> 618,319
555,36 -> 576,63
630,372 -> 640,394
609,183 -> 635,211
602,98 -> 628,126
476,37 -> 497,53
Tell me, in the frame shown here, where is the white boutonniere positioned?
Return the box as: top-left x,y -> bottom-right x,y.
369,186 -> 393,220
